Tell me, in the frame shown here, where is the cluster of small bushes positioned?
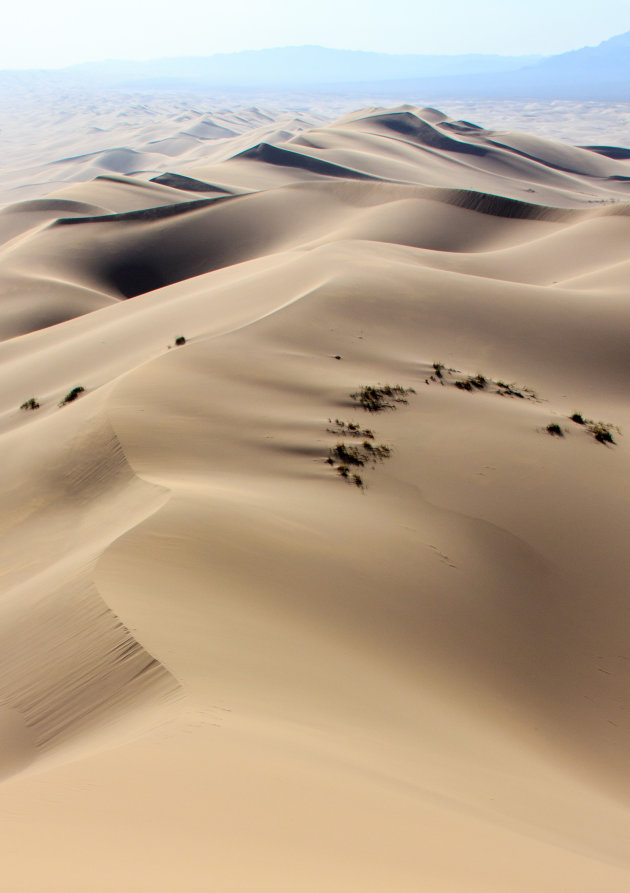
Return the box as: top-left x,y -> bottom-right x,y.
19,386 -> 86,412
326,437 -> 392,488
325,394 -> 406,490
545,414 -> 619,444
425,360 -> 619,447
325,383 -> 416,488
425,362 -> 537,400
569,413 -> 617,444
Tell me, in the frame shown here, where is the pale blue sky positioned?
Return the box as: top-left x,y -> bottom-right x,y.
3,0 -> 629,69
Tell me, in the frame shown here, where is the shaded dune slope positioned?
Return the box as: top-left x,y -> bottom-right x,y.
0,106 -> 629,339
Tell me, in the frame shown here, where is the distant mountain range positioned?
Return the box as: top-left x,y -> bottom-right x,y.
378,29 -> 630,100
64,46 -> 543,87
1,31 -> 629,100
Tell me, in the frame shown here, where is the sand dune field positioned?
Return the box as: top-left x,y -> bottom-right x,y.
0,101 -> 629,891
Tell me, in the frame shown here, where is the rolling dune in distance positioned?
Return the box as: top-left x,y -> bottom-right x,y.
0,100 -> 629,891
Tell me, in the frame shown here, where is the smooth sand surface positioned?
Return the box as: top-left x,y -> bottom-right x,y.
0,100 -> 629,891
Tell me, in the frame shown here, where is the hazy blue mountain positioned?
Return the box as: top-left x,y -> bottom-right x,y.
63,45 -> 544,88
0,33 -> 628,100
361,30 -> 630,100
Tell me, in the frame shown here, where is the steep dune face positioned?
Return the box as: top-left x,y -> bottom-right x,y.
0,106 -> 629,891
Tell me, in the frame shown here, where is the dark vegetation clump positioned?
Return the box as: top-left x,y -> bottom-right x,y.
567,411 -> 619,444
58,386 -> 85,407
175,335 -> 186,346
546,423 -> 564,437
327,437 -> 392,488
330,443 -> 366,467
328,442 -> 391,468
455,373 -> 487,391
20,398 -> 40,411
455,374 -> 486,391
588,422 -> 616,445
350,384 -> 415,413
432,362 -> 445,379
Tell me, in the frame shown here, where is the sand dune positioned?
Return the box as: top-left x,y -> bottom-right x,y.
0,103 -> 629,891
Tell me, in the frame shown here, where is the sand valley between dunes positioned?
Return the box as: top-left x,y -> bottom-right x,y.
0,96 -> 629,891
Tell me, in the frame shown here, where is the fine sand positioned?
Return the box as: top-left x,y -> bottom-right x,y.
0,100 -> 629,891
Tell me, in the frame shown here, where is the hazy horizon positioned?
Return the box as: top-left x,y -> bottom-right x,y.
2,1 -> 629,69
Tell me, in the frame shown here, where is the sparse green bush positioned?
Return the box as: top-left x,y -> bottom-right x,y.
20,398 -> 40,411
546,423 -> 564,437
175,336 -> 186,346
432,362 -> 445,379
58,386 -> 85,407
570,412 -> 585,425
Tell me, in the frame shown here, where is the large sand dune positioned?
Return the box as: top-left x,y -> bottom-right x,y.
0,103 -> 629,891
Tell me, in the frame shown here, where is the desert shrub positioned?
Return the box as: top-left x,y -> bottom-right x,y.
58,386 -> 85,407
372,444 -> 391,461
432,362 -> 445,379
175,336 -> 186,346
327,419 -> 374,439
20,398 -> 40,411
497,381 -> 525,398
588,422 -> 616,445
330,443 -> 366,467
326,435 -> 392,489
546,423 -> 564,437
496,381 -> 537,400
570,412 -> 585,425
455,379 -> 473,391
350,384 -> 414,412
